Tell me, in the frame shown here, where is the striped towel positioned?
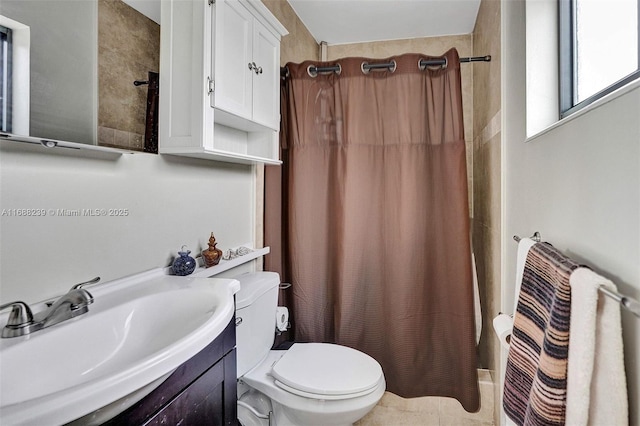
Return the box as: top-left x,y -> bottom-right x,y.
503,243 -> 579,426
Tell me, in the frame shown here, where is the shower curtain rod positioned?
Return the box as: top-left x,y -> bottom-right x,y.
280,55 -> 491,77
513,233 -> 640,318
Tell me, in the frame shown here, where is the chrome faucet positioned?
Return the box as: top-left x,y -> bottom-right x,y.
0,277 -> 101,338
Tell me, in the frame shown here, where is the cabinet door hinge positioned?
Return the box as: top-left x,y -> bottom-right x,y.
207,77 -> 215,95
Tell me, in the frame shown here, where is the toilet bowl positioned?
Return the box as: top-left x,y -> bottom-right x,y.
234,272 -> 385,426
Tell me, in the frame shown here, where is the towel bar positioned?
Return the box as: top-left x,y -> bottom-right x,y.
513,232 -> 541,243
513,232 -> 640,318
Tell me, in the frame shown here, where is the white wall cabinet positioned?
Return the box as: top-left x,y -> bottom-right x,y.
159,0 -> 287,165
213,0 -> 280,131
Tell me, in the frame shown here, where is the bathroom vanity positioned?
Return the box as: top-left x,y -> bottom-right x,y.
104,317 -> 237,425
0,274 -> 240,426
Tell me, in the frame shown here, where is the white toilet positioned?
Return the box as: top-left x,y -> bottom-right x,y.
234,272 -> 386,426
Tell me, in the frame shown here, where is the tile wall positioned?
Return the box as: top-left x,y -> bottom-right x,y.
262,0 -> 321,67
471,0 -> 502,423
97,0 -> 160,151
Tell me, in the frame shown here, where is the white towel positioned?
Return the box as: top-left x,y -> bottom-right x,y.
566,267 -> 628,425
514,237 -> 536,314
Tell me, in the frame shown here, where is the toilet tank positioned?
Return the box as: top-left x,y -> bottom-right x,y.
235,272 -> 280,377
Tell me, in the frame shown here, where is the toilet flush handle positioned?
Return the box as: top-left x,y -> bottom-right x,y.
235,317 -> 243,326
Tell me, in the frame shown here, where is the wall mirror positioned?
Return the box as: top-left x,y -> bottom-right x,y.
0,0 -> 160,153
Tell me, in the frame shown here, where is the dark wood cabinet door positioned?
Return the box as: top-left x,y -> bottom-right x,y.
145,360 -> 225,425
101,318 -> 238,426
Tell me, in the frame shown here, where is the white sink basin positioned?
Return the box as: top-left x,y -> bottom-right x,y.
0,271 -> 240,425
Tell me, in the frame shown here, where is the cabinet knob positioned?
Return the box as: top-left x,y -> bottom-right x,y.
248,62 -> 254,71
256,66 -> 263,75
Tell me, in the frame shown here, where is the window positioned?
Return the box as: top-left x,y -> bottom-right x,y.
559,0 -> 639,117
0,24 -> 12,132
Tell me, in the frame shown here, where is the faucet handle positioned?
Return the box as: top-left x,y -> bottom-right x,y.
0,301 -> 34,325
70,276 -> 101,290
0,301 -> 37,338
67,289 -> 94,316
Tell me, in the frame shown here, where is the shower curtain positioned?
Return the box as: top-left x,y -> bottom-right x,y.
265,48 -> 479,412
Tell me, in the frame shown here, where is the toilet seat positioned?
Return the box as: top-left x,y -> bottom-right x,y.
273,379 -> 378,400
270,343 -> 383,399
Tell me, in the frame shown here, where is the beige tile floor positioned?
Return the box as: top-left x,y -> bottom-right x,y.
356,370 -> 495,426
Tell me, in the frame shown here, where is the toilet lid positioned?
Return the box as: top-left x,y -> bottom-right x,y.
270,343 -> 383,397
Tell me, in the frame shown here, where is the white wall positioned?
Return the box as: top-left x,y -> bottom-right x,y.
0,142 -> 256,304
502,1 -> 640,424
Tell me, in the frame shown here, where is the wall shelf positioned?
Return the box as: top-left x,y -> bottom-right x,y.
161,147 -> 281,165
1,133 -> 135,158
189,246 -> 270,278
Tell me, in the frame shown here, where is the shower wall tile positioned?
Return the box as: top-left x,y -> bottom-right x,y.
326,35 -> 472,60
114,129 -> 130,148
130,132 -> 144,150
472,1 -> 502,424
98,0 -> 159,151
98,126 -> 115,146
98,126 -> 144,150
473,1 -> 501,138
262,0 -> 320,65
474,133 -> 501,230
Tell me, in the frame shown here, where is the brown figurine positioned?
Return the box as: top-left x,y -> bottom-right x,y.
202,233 -> 223,267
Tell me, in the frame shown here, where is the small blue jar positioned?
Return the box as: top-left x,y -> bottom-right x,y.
172,246 -> 196,276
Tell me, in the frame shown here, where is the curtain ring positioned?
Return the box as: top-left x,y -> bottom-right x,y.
361,61 -> 396,74
281,66 -> 290,81
307,64 -> 340,77
417,57 -> 448,71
